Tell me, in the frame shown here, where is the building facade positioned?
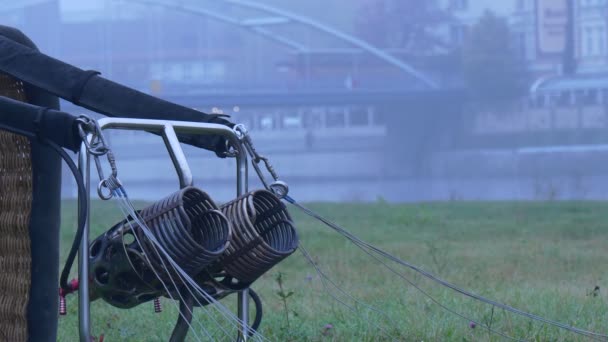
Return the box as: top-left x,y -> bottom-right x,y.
575,0 -> 608,72
441,0 -> 608,76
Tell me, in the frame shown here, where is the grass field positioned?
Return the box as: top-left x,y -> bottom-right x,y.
57,200 -> 608,341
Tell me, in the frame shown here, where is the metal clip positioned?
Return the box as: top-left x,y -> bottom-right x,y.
233,124 -> 289,198
95,151 -> 122,200
76,116 -> 109,156
76,115 -> 122,200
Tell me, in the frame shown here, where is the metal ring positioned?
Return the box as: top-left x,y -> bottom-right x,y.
97,179 -> 114,200
269,181 -> 289,198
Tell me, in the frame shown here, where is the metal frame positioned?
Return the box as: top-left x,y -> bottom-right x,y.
78,118 -> 250,341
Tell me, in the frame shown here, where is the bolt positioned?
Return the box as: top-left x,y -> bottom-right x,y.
59,294 -> 67,316
154,297 -> 162,313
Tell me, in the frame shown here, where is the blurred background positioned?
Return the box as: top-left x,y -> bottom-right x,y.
3,0 -> 608,202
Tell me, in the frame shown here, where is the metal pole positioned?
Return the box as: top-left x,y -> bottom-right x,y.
78,144 -> 91,342
162,125 -> 194,188
163,123 -> 197,341
236,148 -> 249,341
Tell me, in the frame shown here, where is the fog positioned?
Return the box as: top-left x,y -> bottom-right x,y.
5,0 -> 608,202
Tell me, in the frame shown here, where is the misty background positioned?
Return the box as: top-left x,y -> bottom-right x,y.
3,0 -> 608,202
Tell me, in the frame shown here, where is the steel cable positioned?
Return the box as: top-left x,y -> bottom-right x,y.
114,188 -> 268,341
285,195 -> 608,341
89,187 -> 231,308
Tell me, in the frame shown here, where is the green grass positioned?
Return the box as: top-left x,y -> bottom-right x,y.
57,200 -> 608,341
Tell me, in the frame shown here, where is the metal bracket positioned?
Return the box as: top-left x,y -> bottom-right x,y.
78,118 -> 252,342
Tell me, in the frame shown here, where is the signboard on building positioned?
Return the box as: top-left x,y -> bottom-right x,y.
536,0 -> 569,56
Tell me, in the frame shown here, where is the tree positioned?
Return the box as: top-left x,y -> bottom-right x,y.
462,11 -> 529,103
355,0 -> 448,53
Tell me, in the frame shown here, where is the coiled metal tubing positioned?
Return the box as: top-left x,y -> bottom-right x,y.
139,187 -> 231,277
88,186 -> 231,308
216,189 -> 298,284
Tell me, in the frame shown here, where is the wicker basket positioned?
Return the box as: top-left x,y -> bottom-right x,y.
0,73 -> 33,342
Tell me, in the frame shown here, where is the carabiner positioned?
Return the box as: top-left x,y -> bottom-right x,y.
77,115 -> 123,200
232,124 -> 289,198
76,116 -> 109,156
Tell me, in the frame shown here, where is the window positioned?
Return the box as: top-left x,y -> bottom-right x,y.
303,107 -> 325,129
580,90 -> 599,106
167,63 -> 184,81
450,25 -> 467,45
148,60 -> 226,82
150,63 -> 163,79
451,0 -> 468,10
257,113 -> 275,130
282,113 -> 302,129
598,26 -> 607,56
517,0 -> 526,10
326,108 -> 346,128
374,110 -> 386,125
190,63 -> 205,80
584,26 -> 594,56
349,107 -> 370,126
582,25 -> 607,57
206,61 -> 226,82
582,0 -> 608,6
529,96 -> 546,108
